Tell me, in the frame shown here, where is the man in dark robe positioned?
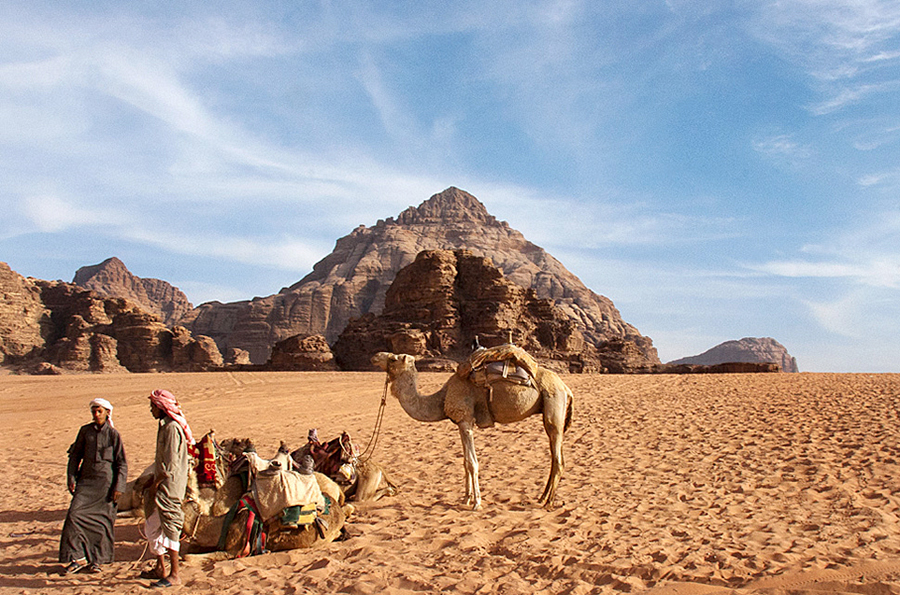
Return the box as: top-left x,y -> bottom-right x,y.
59,398 -> 127,574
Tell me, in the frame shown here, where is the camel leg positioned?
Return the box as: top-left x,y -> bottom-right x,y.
457,421 -> 481,511
538,391 -> 568,509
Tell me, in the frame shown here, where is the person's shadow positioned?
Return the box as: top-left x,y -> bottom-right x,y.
0,508 -> 147,588
0,509 -> 67,588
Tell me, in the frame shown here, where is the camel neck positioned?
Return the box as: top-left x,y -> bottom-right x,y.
391,367 -> 447,422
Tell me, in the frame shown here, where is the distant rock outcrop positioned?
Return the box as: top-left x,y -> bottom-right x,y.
182,187 -> 659,367
661,362 -> 782,374
74,257 -> 193,326
668,337 -> 799,373
333,249 -> 655,373
0,261 -> 221,374
266,334 -> 338,371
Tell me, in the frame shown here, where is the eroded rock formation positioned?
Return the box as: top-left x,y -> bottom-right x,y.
0,262 -> 221,373
182,187 -> 659,367
333,249 -> 655,373
667,337 -> 799,373
74,257 -> 193,326
266,334 -> 338,371
0,262 -> 52,366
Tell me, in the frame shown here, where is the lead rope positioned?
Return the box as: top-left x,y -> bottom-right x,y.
356,375 -> 389,464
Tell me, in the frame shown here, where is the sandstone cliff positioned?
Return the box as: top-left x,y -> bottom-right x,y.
668,337 -> 799,373
0,262 -> 220,374
332,249 -> 655,373
182,187 -> 659,366
74,257 -> 193,326
0,262 -> 52,365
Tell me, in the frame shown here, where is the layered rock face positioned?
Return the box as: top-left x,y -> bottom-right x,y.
0,262 -> 52,365
668,337 -> 799,373
0,262 -> 221,373
74,257 -> 193,326
333,249 -> 655,373
183,187 -> 659,366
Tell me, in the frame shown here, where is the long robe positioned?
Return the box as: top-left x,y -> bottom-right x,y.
59,422 -> 127,564
147,417 -> 189,542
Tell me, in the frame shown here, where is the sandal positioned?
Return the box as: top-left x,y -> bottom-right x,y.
63,560 -> 85,574
150,577 -> 173,588
86,563 -> 101,573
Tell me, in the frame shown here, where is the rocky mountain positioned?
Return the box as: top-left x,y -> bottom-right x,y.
1,261 -> 220,374
182,187 -> 659,366
73,257 -> 193,326
332,249 -> 656,373
668,337 -> 799,373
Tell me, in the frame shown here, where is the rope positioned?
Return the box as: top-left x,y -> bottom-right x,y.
182,499 -> 203,542
357,376 -> 389,463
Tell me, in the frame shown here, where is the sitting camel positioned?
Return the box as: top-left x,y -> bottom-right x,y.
120,436 -> 351,556
290,431 -> 399,503
118,434 -> 253,518
372,344 -> 573,510
345,458 -> 398,502
181,447 -> 349,556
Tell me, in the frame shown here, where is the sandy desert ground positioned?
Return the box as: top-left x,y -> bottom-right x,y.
2,370 -> 900,595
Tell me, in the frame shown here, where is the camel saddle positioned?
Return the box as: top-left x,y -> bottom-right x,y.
456,344 -> 539,428
457,344 -> 539,388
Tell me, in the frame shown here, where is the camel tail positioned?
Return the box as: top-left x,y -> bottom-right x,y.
564,388 -> 573,433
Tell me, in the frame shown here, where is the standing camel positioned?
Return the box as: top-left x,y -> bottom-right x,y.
371,346 -> 573,510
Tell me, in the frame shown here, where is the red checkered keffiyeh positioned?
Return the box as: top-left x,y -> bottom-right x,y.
149,389 -> 195,447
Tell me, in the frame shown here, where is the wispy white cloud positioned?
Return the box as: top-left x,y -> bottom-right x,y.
20,195 -> 130,233
807,81 -> 898,115
470,182 -> 743,253
747,211 -> 900,344
805,286 -> 900,339
752,133 -> 812,160
749,0 -> 900,114
858,168 -> 900,187
123,227 -> 327,274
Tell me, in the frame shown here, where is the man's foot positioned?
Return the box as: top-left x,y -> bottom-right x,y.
151,575 -> 182,588
86,563 -> 101,574
63,560 -> 86,574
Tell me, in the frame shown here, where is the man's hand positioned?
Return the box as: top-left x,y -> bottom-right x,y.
67,482 -> 76,495
112,491 -> 122,504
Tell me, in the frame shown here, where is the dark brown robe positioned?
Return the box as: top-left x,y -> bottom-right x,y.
59,421 -> 127,564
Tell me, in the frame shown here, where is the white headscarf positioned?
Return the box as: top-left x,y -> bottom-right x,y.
90,398 -> 114,427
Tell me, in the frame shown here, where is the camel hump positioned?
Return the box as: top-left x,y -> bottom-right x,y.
456,344 -> 540,383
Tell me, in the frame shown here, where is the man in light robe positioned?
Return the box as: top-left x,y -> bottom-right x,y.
59,398 -> 127,574
142,389 -> 193,588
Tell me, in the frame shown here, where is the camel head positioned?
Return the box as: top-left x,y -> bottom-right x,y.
371,352 -> 417,380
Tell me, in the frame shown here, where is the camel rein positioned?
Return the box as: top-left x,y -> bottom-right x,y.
354,375 -> 389,464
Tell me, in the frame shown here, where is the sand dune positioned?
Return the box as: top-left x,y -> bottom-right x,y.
1,371 -> 900,594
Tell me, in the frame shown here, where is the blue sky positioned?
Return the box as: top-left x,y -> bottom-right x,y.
1,1 -> 899,372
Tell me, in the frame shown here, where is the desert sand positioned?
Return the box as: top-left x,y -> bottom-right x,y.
2,371 -> 900,594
